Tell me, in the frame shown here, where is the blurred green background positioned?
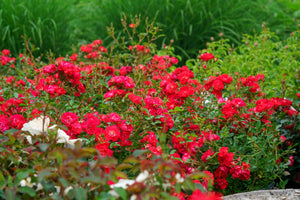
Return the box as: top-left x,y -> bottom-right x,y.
0,0 -> 299,60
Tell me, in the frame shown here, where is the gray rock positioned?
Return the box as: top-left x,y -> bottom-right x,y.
222,189 -> 300,200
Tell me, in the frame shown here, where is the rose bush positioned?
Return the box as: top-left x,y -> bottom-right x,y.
0,18 -> 298,199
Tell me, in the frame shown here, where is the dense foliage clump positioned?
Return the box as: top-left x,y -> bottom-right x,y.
0,18 -> 299,199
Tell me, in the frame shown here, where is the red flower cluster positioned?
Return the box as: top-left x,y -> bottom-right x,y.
230,162 -> 251,180
0,114 -> 26,132
0,115 -> 9,132
201,149 -> 215,162
221,98 -> 247,119
200,53 -> 215,62
143,96 -> 174,132
172,131 -> 201,159
82,62 -> 115,77
81,112 -> 133,156
34,61 -> 86,97
159,66 -> 198,109
104,76 -> 136,99
147,55 -> 178,75
140,131 -> 162,156
108,76 -> 135,89
128,93 -> 142,105
80,39 -> 107,59
204,74 -> 233,98
119,66 -> 132,76
254,97 -> 298,121
188,189 -> 222,200
61,111 -> 134,156
215,147 -> 250,189
128,44 -> 150,54
61,112 -> 82,138
0,49 -> 16,67
238,74 -> 264,93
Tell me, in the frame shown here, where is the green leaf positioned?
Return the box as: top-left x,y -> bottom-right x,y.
160,192 -> 179,200
6,133 -> 16,144
0,172 -> 6,189
113,171 -> 128,179
132,149 -> 149,157
184,178 -> 195,191
74,187 -> 87,200
5,189 -> 16,200
7,175 -> 13,187
40,180 -> 55,191
59,178 -> 69,188
169,149 -> 177,155
175,182 -> 181,193
195,183 -> 205,192
38,170 -> 52,182
116,163 -> 132,171
123,157 -> 139,163
96,192 -> 111,200
39,143 -> 49,152
14,169 -> 34,185
81,175 -> 105,184
14,92 -> 19,98
170,106 -> 183,112
4,129 -> 19,134
19,186 -> 36,197
81,148 -> 98,154
114,187 -> 127,200
188,172 -> 210,180
97,156 -> 117,166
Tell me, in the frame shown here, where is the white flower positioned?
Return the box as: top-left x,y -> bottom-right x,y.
54,186 -> 73,196
175,173 -> 184,183
108,190 -> 119,197
21,116 -> 83,148
20,177 -> 34,188
56,129 -> 71,143
64,186 -> 73,195
21,116 -> 50,136
110,179 -> 135,189
136,170 -> 149,182
56,129 -> 82,149
109,179 -> 135,198
19,176 -> 43,191
21,116 -> 50,144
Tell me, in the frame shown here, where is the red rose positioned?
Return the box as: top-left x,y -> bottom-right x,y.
61,112 -> 79,127
215,178 -> 228,190
200,53 -> 215,61
104,125 -> 120,142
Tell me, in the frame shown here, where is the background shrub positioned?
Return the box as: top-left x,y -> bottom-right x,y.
84,0 -> 299,61
1,0 -> 299,62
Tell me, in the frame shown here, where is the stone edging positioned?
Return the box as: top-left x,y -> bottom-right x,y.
222,189 -> 300,200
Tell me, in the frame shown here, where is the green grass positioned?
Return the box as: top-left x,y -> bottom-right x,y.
0,0 -> 78,58
0,0 -> 299,61
79,0 -> 299,61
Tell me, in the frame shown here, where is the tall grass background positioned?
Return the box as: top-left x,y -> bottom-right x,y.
0,0 -> 299,61
0,0 -> 78,58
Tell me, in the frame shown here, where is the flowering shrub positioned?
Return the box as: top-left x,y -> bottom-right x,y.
0,18 -> 299,199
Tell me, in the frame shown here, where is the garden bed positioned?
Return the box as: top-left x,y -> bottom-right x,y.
0,17 -> 299,199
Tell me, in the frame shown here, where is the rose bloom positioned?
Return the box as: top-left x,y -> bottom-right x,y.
200,53 -> 215,61
61,112 -> 79,127
2,49 -> 10,55
201,149 -> 214,162
9,114 -> 26,129
104,125 -> 120,142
